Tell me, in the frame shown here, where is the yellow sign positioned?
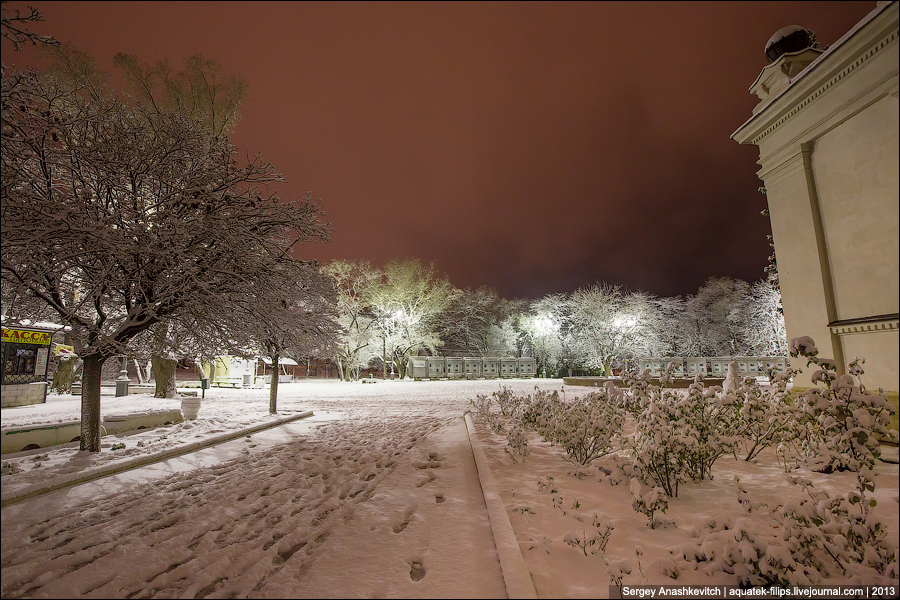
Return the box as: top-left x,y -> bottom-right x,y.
1,328 -> 53,345
54,343 -> 76,357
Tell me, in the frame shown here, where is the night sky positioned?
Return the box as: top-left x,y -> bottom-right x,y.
5,1 -> 877,300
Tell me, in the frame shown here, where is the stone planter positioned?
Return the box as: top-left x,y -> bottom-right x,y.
181,397 -> 202,420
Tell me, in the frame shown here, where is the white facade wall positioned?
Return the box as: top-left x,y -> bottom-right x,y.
733,2 -> 899,393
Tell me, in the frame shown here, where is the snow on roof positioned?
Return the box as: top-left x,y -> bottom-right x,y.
765,25 -> 807,50
259,357 -> 299,366
0,317 -> 69,332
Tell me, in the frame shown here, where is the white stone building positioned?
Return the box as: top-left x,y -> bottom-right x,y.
732,1 -> 898,394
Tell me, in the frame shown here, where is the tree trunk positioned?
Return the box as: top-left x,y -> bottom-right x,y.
80,354 -> 106,452
152,355 -> 177,398
269,353 -> 279,414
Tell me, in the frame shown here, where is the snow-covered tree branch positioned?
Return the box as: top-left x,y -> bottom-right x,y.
1,46 -> 331,450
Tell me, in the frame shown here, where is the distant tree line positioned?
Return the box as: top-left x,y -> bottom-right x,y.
322,260 -> 787,381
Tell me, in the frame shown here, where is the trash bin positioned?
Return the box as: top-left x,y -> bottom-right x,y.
115,379 -> 129,397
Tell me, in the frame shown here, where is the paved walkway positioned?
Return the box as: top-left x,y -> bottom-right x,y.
1,412 -> 534,599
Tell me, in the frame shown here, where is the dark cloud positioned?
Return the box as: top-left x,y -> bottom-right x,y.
7,1 -> 876,299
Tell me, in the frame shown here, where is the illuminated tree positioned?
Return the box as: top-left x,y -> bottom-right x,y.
323,260 -> 381,381
746,279 -> 787,356
566,283 -> 658,376
368,259 -> 459,379
520,294 -> 566,377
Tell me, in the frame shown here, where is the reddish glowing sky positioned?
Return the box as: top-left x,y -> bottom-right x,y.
6,1 -> 876,300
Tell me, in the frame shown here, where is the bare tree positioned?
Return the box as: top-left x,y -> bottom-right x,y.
1,1 -> 58,52
110,52 -> 251,391
684,277 -> 753,357
113,52 -> 247,138
1,47 -> 330,450
226,261 -> 340,413
439,286 -> 519,357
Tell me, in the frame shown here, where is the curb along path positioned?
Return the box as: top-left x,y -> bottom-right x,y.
464,411 -> 538,599
0,410 -> 314,507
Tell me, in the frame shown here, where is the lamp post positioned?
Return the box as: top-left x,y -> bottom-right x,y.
115,355 -> 130,397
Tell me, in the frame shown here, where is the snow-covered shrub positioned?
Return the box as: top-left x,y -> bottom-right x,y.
684,474 -> 898,586
520,387 -> 564,435
630,478 -> 669,529
470,393 -> 493,419
469,394 -> 503,434
564,514 -> 613,555
620,368 -> 656,416
679,380 -> 742,482
605,558 -> 633,597
540,389 -> 621,466
736,368 -> 802,461
493,385 -> 521,417
630,387 -> 687,497
630,376 -> 741,496
790,337 -> 897,475
596,454 -> 637,487
505,417 -> 531,463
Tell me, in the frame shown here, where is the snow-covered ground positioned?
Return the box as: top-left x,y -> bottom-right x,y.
1,379 -> 898,598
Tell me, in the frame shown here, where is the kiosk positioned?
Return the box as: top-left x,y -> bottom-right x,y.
1,325 -> 55,407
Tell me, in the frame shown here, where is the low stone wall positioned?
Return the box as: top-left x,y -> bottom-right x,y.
69,384 -> 156,396
1,409 -> 183,455
1,382 -> 48,408
563,377 -> 726,389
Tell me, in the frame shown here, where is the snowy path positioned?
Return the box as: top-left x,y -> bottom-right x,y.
1,379 -> 558,599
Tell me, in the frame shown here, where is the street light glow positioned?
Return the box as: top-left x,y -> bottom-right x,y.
535,316 -> 558,335
614,316 -> 636,327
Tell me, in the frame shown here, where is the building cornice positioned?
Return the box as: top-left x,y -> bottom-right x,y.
732,1 -> 898,146
829,313 -> 900,335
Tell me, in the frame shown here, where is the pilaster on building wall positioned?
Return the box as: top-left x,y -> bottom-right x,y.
732,1 -> 899,394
